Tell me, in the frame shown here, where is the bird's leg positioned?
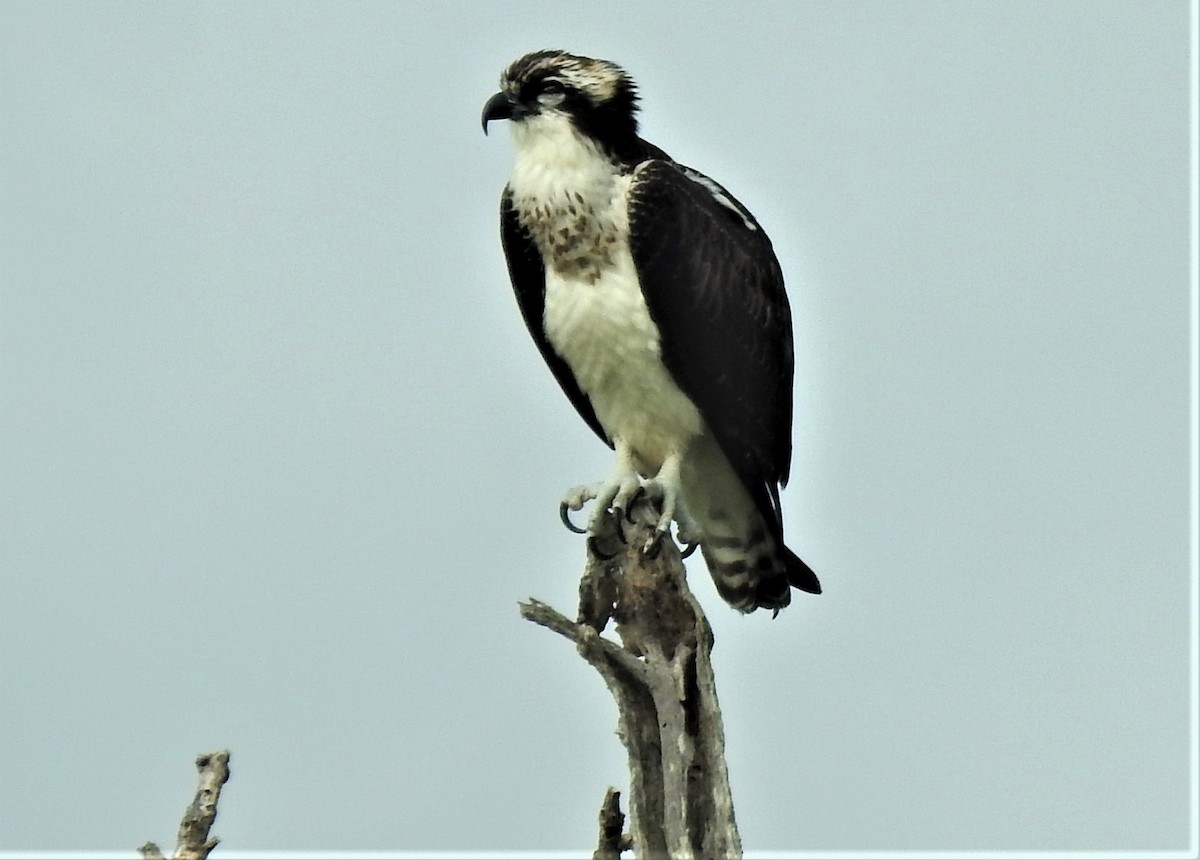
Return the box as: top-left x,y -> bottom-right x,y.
635,451 -> 686,554
559,439 -> 643,537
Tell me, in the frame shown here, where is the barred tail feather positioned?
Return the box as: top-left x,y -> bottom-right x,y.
700,534 -> 819,614
681,435 -> 820,614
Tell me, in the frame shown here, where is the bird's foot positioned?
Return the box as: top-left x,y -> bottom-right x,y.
630,453 -> 701,558
559,464 -> 643,540
559,447 -> 699,560
629,478 -> 677,555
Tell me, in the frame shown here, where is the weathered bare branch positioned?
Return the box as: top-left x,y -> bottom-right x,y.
520,497 -> 741,859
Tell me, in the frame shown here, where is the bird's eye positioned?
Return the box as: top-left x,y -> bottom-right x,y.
537,81 -> 567,107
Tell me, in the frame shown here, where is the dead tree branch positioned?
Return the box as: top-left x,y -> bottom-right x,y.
140,750 -> 231,860
520,497 -> 741,859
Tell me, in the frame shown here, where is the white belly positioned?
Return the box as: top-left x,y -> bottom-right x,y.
543,252 -> 704,474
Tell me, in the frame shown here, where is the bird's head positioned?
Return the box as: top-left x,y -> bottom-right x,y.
481,50 -> 640,156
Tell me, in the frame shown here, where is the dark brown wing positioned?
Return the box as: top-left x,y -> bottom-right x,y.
627,160 -> 795,534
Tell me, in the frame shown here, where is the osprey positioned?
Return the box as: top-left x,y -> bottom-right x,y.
482,50 -> 820,613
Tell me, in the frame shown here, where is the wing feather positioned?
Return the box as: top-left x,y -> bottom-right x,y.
627,160 -> 795,532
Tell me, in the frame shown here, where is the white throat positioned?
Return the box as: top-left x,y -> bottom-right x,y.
507,114 -> 619,207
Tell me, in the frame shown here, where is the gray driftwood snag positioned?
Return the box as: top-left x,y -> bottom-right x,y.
140,750 -> 231,860
520,496 -> 742,859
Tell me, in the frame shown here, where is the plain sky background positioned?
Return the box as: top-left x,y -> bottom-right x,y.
0,0 -> 1194,855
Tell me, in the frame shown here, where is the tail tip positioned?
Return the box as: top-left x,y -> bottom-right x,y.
784,546 -> 821,595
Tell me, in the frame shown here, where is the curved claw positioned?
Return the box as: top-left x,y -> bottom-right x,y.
625,486 -> 645,522
559,502 -> 587,534
587,535 -> 617,560
614,511 -> 627,544
680,540 -> 698,559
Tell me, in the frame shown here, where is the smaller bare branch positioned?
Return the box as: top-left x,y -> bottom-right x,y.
518,597 -> 579,640
593,787 -> 629,860
519,598 -> 650,681
143,750 -> 231,860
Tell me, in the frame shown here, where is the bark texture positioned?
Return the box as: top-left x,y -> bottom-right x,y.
520,497 -> 741,859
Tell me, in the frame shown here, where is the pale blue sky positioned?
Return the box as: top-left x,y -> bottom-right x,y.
1,0 -> 1194,854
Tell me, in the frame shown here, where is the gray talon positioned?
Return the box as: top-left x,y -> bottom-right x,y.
680,540 -> 699,559
613,510 -> 628,544
560,502 -> 587,534
625,486 -> 644,522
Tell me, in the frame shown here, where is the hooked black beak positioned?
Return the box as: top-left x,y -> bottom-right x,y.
481,91 -> 515,135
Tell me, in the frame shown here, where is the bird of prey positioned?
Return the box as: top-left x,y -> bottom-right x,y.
482,50 -> 820,614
